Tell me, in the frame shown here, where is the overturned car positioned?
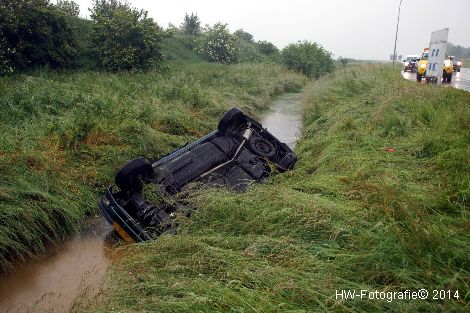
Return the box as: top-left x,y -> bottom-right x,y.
99,108 -> 297,242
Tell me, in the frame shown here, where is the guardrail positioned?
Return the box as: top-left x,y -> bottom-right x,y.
460,59 -> 470,68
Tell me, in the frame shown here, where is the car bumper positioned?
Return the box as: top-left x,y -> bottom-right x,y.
404,65 -> 413,71
99,186 -> 154,242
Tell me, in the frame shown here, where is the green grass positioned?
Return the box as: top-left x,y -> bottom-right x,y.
91,65 -> 469,312
163,35 -> 204,63
0,62 -> 305,271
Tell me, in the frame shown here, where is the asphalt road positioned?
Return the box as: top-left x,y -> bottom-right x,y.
402,68 -> 470,92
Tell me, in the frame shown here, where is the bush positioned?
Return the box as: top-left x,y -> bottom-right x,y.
69,17 -> 95,68
55,1 -> 95,68
200,23 -> 238,64
163,34 -> 203,62
0,36 -> 11,74
90,0 -> 166,71
0,0 -> 77,74
281,41 -> 334,78
338,56 -> 349,67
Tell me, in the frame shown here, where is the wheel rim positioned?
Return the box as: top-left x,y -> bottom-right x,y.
255,141 -> 273,155
249,137 -> 276,158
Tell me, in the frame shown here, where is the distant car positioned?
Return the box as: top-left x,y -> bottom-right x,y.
449,56 -> 462,72
402,55 -> 420,72
416,48 -> 453,83
99,108 -> 297,242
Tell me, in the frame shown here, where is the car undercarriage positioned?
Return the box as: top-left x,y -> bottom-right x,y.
99,108 -> 297,242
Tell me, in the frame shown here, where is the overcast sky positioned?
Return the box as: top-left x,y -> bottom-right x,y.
72,0 -> 470,60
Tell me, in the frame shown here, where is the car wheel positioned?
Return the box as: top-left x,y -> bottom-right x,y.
417,73 -> 422,82
218,108 -> 244,132
457,69 -> 461,72
278,153 -> 297,172
115,157 -> 153,191
249,136 -> 276,158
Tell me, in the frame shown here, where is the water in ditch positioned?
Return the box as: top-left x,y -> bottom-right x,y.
258,92 -> 303,149
0,217 -> 114,313
0,92 -> 302,313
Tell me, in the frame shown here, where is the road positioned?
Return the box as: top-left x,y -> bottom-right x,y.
402,68 -> 470,92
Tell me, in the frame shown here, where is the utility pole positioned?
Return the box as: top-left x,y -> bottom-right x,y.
392,0 -> 403,68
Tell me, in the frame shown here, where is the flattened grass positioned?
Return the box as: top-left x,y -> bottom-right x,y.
0,63 -> 305,270
93,66 -> 469,312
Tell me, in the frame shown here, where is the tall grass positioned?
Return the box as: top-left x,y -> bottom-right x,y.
92,65 -> 469,312
0,62 -> 305,271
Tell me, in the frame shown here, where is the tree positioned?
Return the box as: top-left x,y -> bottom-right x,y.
56,0 -> 80,17
234,29 -> 254,43
257,40 -> 279,56
200,23 -> 238,64
0,0 -> 77,74
237,40 -> 263,63
233,29 -> 262,62
447,43 -> 470,58
90,0 -> 165,71
281,41 -> 334,79
338,56 -> 349,67
182,13 -> 201,35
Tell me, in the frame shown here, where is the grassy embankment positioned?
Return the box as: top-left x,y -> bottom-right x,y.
93,66 -> 469,312
0,63 -> 305,271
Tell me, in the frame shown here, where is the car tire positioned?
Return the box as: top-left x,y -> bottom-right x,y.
115,157 -> 153,191
417,73 -> 422,82
278,153 -> 297,172
249,136 -> 276,158
457,69 -> 460,72
218,108 -> 244,132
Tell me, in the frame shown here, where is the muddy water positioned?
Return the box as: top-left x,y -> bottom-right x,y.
0,92 -> 303,313
0,217 -> 113,313
259,92 -> 303,148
